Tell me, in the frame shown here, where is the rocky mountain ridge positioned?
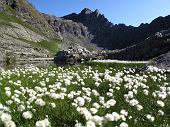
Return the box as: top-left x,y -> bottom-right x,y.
62,8 -> 170,50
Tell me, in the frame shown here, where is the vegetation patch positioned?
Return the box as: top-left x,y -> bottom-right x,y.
0,63 -> 169,127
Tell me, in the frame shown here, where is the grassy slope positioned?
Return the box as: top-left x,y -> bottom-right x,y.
0,6 -> 61,55
20,38 -> 61,55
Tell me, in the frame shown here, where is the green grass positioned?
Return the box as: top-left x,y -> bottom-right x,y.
37,39 -> 61,54
0,63 -> 170,127
0,12 -> 38,33
0,10 -> 61,55
18,38 -> 61,55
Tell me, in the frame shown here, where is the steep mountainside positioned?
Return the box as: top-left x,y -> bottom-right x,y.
153,51 -> 170,70
0,0 -> 57,37
108,29 -> 170,60
63,8 -> 170,50
0,0 -> 61,62
43,13 -> 97,50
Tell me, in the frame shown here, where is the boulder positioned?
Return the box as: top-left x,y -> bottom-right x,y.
0,5 -> 4,12
153,51 -> 170,70
54,45 -> 98,65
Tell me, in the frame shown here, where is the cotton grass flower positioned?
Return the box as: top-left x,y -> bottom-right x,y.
22,111 -> 33,119
157,100 -> 165,107
36,118 -> 51,127
119,122 -> 128,127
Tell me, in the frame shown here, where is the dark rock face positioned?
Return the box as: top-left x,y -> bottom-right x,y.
108,29 -> 170,60
62,9 -> 170,50
43,7 -> 170,52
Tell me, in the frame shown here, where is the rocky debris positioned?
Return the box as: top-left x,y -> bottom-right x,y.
153,51 -> 170,70
0,22 -> 47,42
0,50 -> 5,61
54,45 -> 105,65
108,29 -> 170,61
54,46 -> 93,65
0,22 -> 51,61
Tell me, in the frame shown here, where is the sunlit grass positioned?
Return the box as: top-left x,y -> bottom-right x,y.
0,63 -> 169,127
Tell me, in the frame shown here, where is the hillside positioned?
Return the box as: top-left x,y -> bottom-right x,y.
108,29 -> 170,60
0,0 -> 61,62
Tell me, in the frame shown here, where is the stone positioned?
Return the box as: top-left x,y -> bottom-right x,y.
0,5 -> 4,12
54,45 -> 99,65
153,51 -> 170,70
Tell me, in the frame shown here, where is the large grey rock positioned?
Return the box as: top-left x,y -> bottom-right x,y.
0,5 -> 4,12
54,46 -> 98,65
153,51 -> 170,70
0,50 -> 5,61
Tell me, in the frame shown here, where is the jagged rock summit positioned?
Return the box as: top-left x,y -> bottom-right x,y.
81,8 -> 93,14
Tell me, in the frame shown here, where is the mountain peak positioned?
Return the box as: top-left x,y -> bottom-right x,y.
94,9 -> 100,15
81,8 -> 93,14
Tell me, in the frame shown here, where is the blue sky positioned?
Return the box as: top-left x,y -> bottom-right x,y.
29,0 -> 170,27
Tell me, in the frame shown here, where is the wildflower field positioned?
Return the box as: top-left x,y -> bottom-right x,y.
0,62 -> 170,127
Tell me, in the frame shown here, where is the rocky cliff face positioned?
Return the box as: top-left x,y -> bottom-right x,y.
62,8 -> 170,50
153,51 -> 170,70
43,13 -> 100,51
0,0 -> 57,38
0,0 -> 60,62
108,29 -> 170,60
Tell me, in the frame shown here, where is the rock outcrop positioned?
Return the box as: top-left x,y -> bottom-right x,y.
54,45 -> 109,65
0,0 -> 58,38
54,45 -> 94,65
0,22 -> 50,60
0,0 -> 61,64
43,13 -> 100,51
153,51 -> 170,70
108,29 -> 170,60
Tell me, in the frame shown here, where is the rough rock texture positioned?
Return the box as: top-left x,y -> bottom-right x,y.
54,45 -> 108,65
0,0 -> 58,38
54,45 -> 94,65
108,29 -> 170,60
0,0 -> 60,63
0,22 -> 50,60
153,51 -> 170,70
63,8 -> 170,50
0,50 -> 5,61
43,13 -> 100,51
0,22 -> 47,42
